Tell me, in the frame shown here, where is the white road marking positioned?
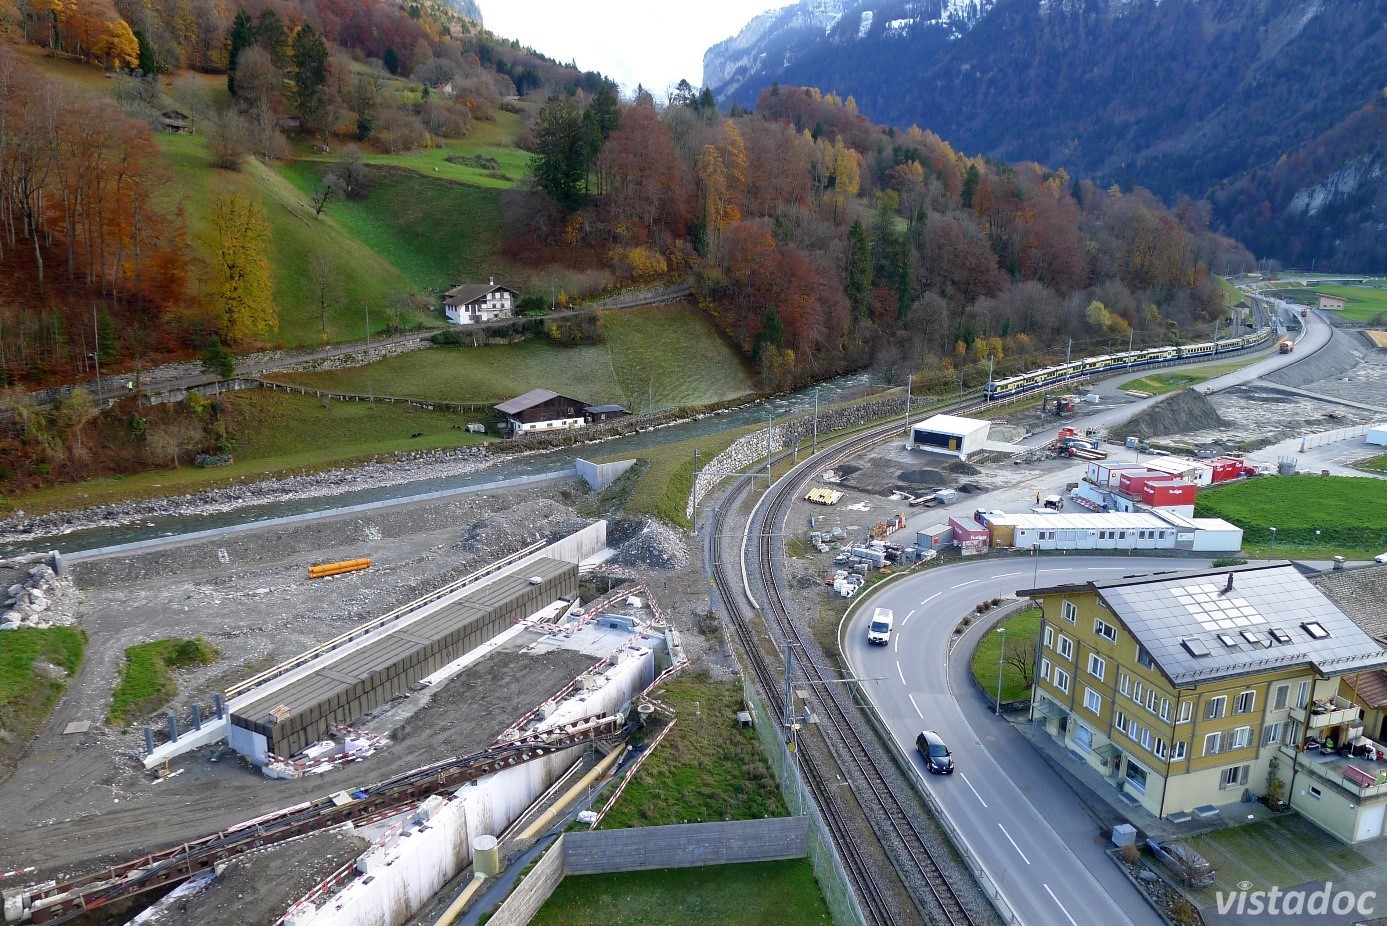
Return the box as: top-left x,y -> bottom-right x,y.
994,572 -> 1022,578
919,592 -> 940,607
951,579 -> 979,589
1044,884 -> 1079,926
999,824 -> 1031,864
896,661 -> 907,685
893,634 -> 900,653
902,608 -> 916,626
959,773 -> 987,808
908,693 -> 924,718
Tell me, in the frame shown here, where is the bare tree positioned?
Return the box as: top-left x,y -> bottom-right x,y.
308,250 -> 342,343
336,146 -> 370,197
146,417 -> 203,468
207,111 -> 253,170
311,173 -> 344,216
1004,630 -> 1040,690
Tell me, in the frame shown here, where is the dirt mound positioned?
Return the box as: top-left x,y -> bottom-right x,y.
947,461 -> 981,475
1114,388 -> 1229,439
897,468 -> 950,485
1266,326 -> 1365,388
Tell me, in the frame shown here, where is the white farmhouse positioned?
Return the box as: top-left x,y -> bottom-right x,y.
443,278 -> 517,325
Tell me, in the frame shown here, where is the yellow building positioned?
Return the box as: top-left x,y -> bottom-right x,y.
1023,563 -> 1387,843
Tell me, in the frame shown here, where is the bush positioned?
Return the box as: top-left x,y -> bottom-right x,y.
1211,556 -> 1248,567
1120,843 -> 1141,864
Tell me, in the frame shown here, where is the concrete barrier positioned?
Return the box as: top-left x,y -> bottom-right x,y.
575,458 -> 636,491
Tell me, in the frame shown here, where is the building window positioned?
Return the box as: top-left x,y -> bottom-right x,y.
1125,761 -> 1148,793
1308,786 -> 1321,800
1177,701 -> 1192,725
1153,737 -> 1168,760
1044,626 -> 1054,649
1126,717 -> 1140,740
1053,668 -> 1070,694
1273,684 -> 1289,711
1204,696 -> 1227,721
1204,731 -> 1223,756
1264,723 -> 1282,746
1159,698 -> 1171,722
1137,646 -> 1155,670
1140,728 -> 1152,750
1074,723 -> 1094,752
1232,726 -> 1252,749
1171,740 -> 1187,761
1133,681 -> 1145,704
1084,687 -> 1102,715
1061,600 -> 1078,623
1114,709 -> 1128,734
1087,654 -> 1106,681
1296,681 -> 1310,709
1145,690 -> 1157,713
1234,691 -> 1256,714
1040,658 -> 1051,681
1058,635 -> 1074,660
1119,673 -> 1131,697
1220,765 -> 1249,790
1094,619 -> 1117,643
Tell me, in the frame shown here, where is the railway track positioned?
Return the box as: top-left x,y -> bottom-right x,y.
705,328 -> 1295,925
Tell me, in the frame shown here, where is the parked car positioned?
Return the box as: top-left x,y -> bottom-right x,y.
916,730 -> 955,775
1146,837 -> 1216,887
1374,552 -> 1387,564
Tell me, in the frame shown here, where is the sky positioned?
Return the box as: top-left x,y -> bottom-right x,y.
480,1 -> 788,96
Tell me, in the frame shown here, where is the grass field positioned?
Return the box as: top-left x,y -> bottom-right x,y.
7,390 -> 490,516
528,859 -> 833,926
157,134 -> 419,346
604,421 -> 762,528
0,628 -> 87,767
969,607 -> 1041,704
1186,814 -> 1369,901
597,674 -> 786,828
1119,358 -> 1261,396
278,162 -> 503,292
268,303 -> 754,409
108,637 -> 217,727
1194,475 -> 1387,558
1265,283 -> 1387,323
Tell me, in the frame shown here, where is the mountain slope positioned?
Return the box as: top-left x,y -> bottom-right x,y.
705,0 -> 1387,268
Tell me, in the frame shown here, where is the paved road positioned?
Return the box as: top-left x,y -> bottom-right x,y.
846,556 -> 1201,926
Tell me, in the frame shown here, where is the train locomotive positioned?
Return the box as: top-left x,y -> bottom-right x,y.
983,328 -> 1271,401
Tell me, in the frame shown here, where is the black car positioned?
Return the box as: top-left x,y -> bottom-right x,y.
916,730 -> 954,775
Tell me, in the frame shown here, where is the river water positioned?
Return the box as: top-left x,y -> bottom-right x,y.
6,372 -> 876,556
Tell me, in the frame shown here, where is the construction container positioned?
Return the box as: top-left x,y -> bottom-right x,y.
1137,456 -> 1214,486
933,487 -> 959,504
1209,458 -> 1247,483
948,516 -> 990,550
1087,462 -> 1147,488
917,525 -> 953,551
1141,480 -> 1197,508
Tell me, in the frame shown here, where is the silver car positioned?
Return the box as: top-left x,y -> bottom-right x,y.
1146,837 -> 1216,888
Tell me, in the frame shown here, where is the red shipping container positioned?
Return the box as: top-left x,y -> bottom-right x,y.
1142,480 -> 1196,507
1117,470 -> 1169,497
1210,458 -> 1244,483
947,516 -> 990,541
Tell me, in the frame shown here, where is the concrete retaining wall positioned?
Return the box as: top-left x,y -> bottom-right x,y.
564,817 -> 808,874
575,458 -> 636,491
485,817 -> 808,925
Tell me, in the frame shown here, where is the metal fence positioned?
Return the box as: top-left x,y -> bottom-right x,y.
1298,423 -> 1371,452
739,669 -> 865,926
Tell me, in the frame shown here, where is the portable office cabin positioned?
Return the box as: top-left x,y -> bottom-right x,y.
910,414 -> 990,460
949,516 -> 990,555
917,524 -> 953,551
1136,456 -> 1214,487
1086,462 -> 1149,489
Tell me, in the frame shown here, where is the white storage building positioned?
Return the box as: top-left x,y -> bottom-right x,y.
986,510 -> 1242,552
910,414 -> 990,460
1367,424 -> 1387,447
1135,456 -> 1214,486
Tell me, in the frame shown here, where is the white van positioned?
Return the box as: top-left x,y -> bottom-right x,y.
868,607 -> 894,645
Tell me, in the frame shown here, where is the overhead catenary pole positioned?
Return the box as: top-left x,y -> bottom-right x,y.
91,304 -> 103,407
903,374 -> 912,447
1065,338 -> 1072,365
812,386 -> 820,455
691,448 -> 699,533
765,414 -> 774,473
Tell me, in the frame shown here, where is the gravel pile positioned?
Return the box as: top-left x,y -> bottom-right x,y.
0,554 -> 77,631
607,517 -> 689,570
1112,388 -> 1229,439
450,497 -> 589,558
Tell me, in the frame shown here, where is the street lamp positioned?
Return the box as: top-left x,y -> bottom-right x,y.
1270,527 -> 1277,550
995,626 -> 1008,716
1032,542 -> 1041,587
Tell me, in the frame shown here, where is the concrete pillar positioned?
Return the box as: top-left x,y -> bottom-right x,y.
167,714 -> 178,743
144,726 -> 155,756
213,693 -> 225,719
192,703 -> 202,731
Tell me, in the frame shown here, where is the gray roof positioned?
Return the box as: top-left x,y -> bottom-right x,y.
495,388 -> 564,415
1039,564 -> 1387,686
584,404 -> 627,414
1309,566 -> 1387,645
444,281 -> 513,306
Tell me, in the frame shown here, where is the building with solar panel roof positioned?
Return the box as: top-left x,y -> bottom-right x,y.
1020,563 -> 1387,842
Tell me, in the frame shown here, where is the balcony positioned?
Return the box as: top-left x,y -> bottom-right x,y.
1290,695 -> 1361,730
1282,744 -> 1387,802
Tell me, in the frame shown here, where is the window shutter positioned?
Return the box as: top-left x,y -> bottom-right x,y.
1240,765 -> 1249,786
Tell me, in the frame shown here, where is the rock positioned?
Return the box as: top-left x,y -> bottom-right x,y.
1137,869 -> 1159,882
7,584 -> 22,598
27,564 -> 55,581
0,622 -> 19,631
26,591 -> 48,611
2,611 -> 19,623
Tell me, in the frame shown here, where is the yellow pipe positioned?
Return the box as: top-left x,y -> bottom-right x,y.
431,874 -> 488,926
517,746 -> 625,840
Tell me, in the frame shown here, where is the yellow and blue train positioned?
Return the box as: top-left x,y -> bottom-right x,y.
983,328 -> 1271,401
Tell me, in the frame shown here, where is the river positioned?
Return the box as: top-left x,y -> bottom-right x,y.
2,372 -> 876,556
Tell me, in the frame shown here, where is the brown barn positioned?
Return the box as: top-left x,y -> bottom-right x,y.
494,389 -> 590,436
